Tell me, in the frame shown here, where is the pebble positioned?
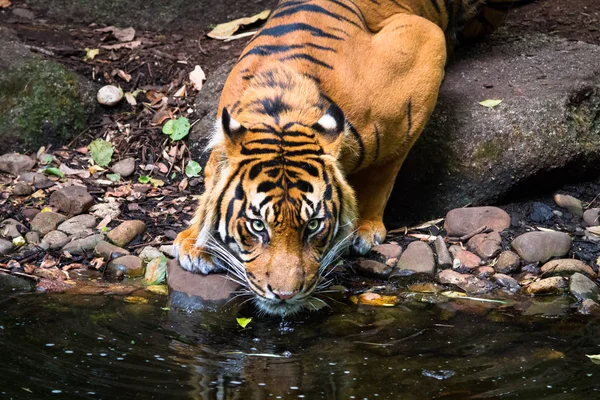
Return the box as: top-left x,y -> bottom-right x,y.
49,185 -> 94,215
0,153 -> 36,176
107,255 -> 144,277
408,282 -> 444,293
107,220 -> 146,247
62,234 -> 104,254
466,232 -> 502,259
393,241 -> 435,278
492,273 -> 520,292
139,246 -> 163,263
577,299 -> 600,317
437,269 -> 494,294
554,194 -> 583,217
357,259 -> 393,278
444,206 -> 511,236
22,208 -> 40,220
0,239 -> 13,255
111,157 -> 136,178
12,8 -> 35,19
529,202 -> 554,223
57,214 -> 97,235
477,266 -> 495,278
13,182 -> 33,196
30,212 -> 67,236
449,246 -> 481,269
372,243 -> 402,261
0,219 -> 26,239
524,276 -> 568,295
583,208 -> 600,227
95,241 -> 130,260
159,244 -> 175,258
434,236 -> 453,267
25,231 -> 40,244
569,272 -> 599,302
495,250 -> 521,274
19,172 -> 53,189
41,230 -> 70,250
97,85 -> 123,106
540,259 -> 597,280
511,231 -> 572,263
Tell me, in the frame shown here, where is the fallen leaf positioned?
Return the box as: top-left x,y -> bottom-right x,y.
40,254 -> 58,268
123,296 -> 149,304
124,92 -> 137,106
351,292 -> 398,307
90,199 -> 121,219
113,27 -> 136,42
59,164 -> 91,179
149,178 -> 164,188
157,163 -> 169,174
0,0 -> 11,8
84,48 -> 99,62
30,190 -> 45,199
106,173 -> 121,182
178,177 -> 188,191
145,285 -> 168,295
43,167 -> 65,179
587,354 -> 600,365
117,69 -> 132,82
479,99 -> 503,108
138,175 -> 150,184
101,41 -> 142,50
185,160 -> 202,177
189,65 -> 206,91
144,255 -> 168,285
162,117 -> 191,141
207,10 -> 270,39
236,317 -> 253,329
88,165 -> 105,175
12,236 -> 26,247
89,139 -> 114,167
173,85 -> 186,97
151,109 -> 173,125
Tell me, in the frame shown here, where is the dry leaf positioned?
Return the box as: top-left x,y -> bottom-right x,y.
117,69 -> 132,82
0,0 -> 11,8
151,110 -> 173,125
207,10 -> 270,39
101,40 -> 141,50
179,177 -> 188,191
479,99 -> 503,108
59,164 -> 91,179
124,92 -> 137,106
189,65 -> 206,91
113,27 -> 136,42
173,85 -> 186,98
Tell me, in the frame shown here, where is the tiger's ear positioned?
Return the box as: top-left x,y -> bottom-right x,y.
221,107 -> 246,142
312,103 -> 345,140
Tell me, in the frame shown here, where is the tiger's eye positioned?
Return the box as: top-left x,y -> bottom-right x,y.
251,220 -> 265,232
307,219 -> 320,232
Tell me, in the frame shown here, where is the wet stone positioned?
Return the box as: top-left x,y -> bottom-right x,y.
530,202 -> 554,223
0,219 -> 26,239
139,246 -> 163,263
159,244 -> 175,258
95,241 -> 130,260
408,282 -> 445,293
578,299 -> 600,317
437,269 -> 495,294
62,234 -> 104,254
357,259 -> 393,278
477,266 -> 495,278
49,185 -> 94,215
467,232 -> 502,259
492,273 -> 520,292
22,208 -> 40,221
524,276 -> 568,296
0,239 -> 13,255
25,231 -> 40,245
540,259 -> 597,280
554,194 -> 583,217
511,231 -> 572,263
434,236 -> 453,267
107,220 -> 146,247
393,241 -> 435,278
57,214 -> 97,235
444,206 -> 511,236
107,255 -> 144,277
12,182 -> 33,196
111,157 -> 136,178
569,272 -> 599,302
449,246 -> 481,269
495,250 -> 521,274
19,172 -> 53,189
30,212 -> 66,236
0,153 -> 35,176
0,273 -> 34,292
41,230 -> 69,250
583,208 -> 600,227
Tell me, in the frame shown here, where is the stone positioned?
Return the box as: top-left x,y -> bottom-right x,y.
19,172 -> 53,189
393,241 -> 435,278
41,230 -> 69,250
12,8 -> 35,19
578,299 -> 600,317
467,231 -> 502,259
449,246 -> 481,269
0,239 -> 13,255
0,218 -> 26,239
540,259 -> 597,280
434,236 -> 453,267
583,208 -> 600,227
160,244 -> 175,258
61,234 -> 104,254
57,214 -> 97,235
408,282 -> 444,293
30,212 -> 66,236
569,272 -> 599,302
111,157 -> 136,177
554,194 -> 583,217
22,208 -> 40,220
372,243 -> 402,261
95,241 -> 130,260
492,273 -> 520,292
97,85 -> 123,106
0,273 -> 34,292
107,220 -> 146,247
511,231 -> 572,263
444,207 -> 510,237
12,181 -> 33,196
356,259 -> 393,279
25,231 -> 40,244
437,269 -> 494,295
477,266 -> 495,278
524,276 -> 568,295
0,153 -> 35,175
529,202 -> 554,223
49,185 -> 94,215
139,246 -> 163,263
495,250 -> 521,274
107,255 -> 144,277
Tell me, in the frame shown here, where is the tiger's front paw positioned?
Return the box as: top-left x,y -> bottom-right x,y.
173,227 -> 218,274
352,220 -> 386,255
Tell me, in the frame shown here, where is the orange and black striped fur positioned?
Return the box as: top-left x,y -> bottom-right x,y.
175,0 -> 523,315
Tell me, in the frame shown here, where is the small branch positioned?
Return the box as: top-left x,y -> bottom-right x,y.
447,225 -> 490,243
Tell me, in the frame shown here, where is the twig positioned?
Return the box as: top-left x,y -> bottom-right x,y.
447,225 -> 490,243
24,45 -> 56,57
0,270 -> 40,282
128,240 -> 173,249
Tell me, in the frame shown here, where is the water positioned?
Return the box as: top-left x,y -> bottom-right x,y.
1,293 -> 600,399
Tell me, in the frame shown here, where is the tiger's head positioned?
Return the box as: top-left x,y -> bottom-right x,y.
197,67 -> 357,315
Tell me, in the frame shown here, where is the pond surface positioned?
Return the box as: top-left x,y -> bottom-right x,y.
1,293 -> 600,399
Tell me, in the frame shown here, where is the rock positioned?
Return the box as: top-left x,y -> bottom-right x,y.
554,194 -> 583,217
61,234 -> 104,254
511,231 -> 572,263
160,244 -> 175,258
12,8 -> 35,20
466,232 -> 502,259
524,276 -> 568,295
392,241 -> 435,278
437,269 -> 494,294
583,208 -> 600,227
372,243 -> 402,261
408,282 -> 444,293
0,273 -> 34,292
41,230 -> 69,250
492,273 -> 520,292
477,266 -> 495,278
495,250 -> 521,274
444,207 -> 510,236
0,153 -> 35,175
19,172 -> 53,189
0,218 -> 26,239
95,241 -> 130,260
22,208 -> 40,220
30,212 -> 66,236
97,85 -> 123,106
356,259 -> 393,279
0,239 -> 13,255
578,299 -> 600,317
111,157 -> 136,178
449,246 -> 481,269
13,182 -> 33,196
25,231 -> 40,244
540,259 -> 597,280
434,236 -> 453,267
139,246 -> 163,263
529,202 -> 554,223
107,220 -> 146,247
569,272 -> 599,302
57,214 -> 97,235
49,185 -> 94,215
107,255 -> 144,277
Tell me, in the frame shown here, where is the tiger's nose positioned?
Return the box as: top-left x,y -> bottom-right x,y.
272,289 -> 300,300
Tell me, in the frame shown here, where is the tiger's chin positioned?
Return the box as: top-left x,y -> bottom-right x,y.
252,296 -> 316,317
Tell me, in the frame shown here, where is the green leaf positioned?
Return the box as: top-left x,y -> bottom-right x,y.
479,99 -> 503,108
587,354 -> 600,364
170,172 -> 177,180
236,317 -> 253,329
44,167 -> 64,178
106,173 -> 121,182
162,117 -> 191,141
41,154 -> 54,165
185,160 -> 202,177
149,178 -> 164,187
89,139 -> 114,167
138,175 -> 150,184
144,255 -> 168,285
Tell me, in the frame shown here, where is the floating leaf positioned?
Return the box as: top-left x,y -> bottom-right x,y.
138,175 -> 150,184
106,173 -> 121,182
236,317 -> 253,329
144,255 -> 168,285
207,10 -> 270,39
124,296 -> 149,304
587,354 -> 600,364
479,99 -> 503,108
89,139 -> 114,167
146,284 -> 168,295
162,117 -> 191,141
84,48 -> 99,61
185,160 -> 202,177
44,167 -> 65,179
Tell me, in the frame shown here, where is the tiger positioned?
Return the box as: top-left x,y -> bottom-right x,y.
174,0 -> 526,315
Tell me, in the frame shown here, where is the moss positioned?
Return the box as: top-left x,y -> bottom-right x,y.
473,138 -> 502,163
0,59 -> 87,149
